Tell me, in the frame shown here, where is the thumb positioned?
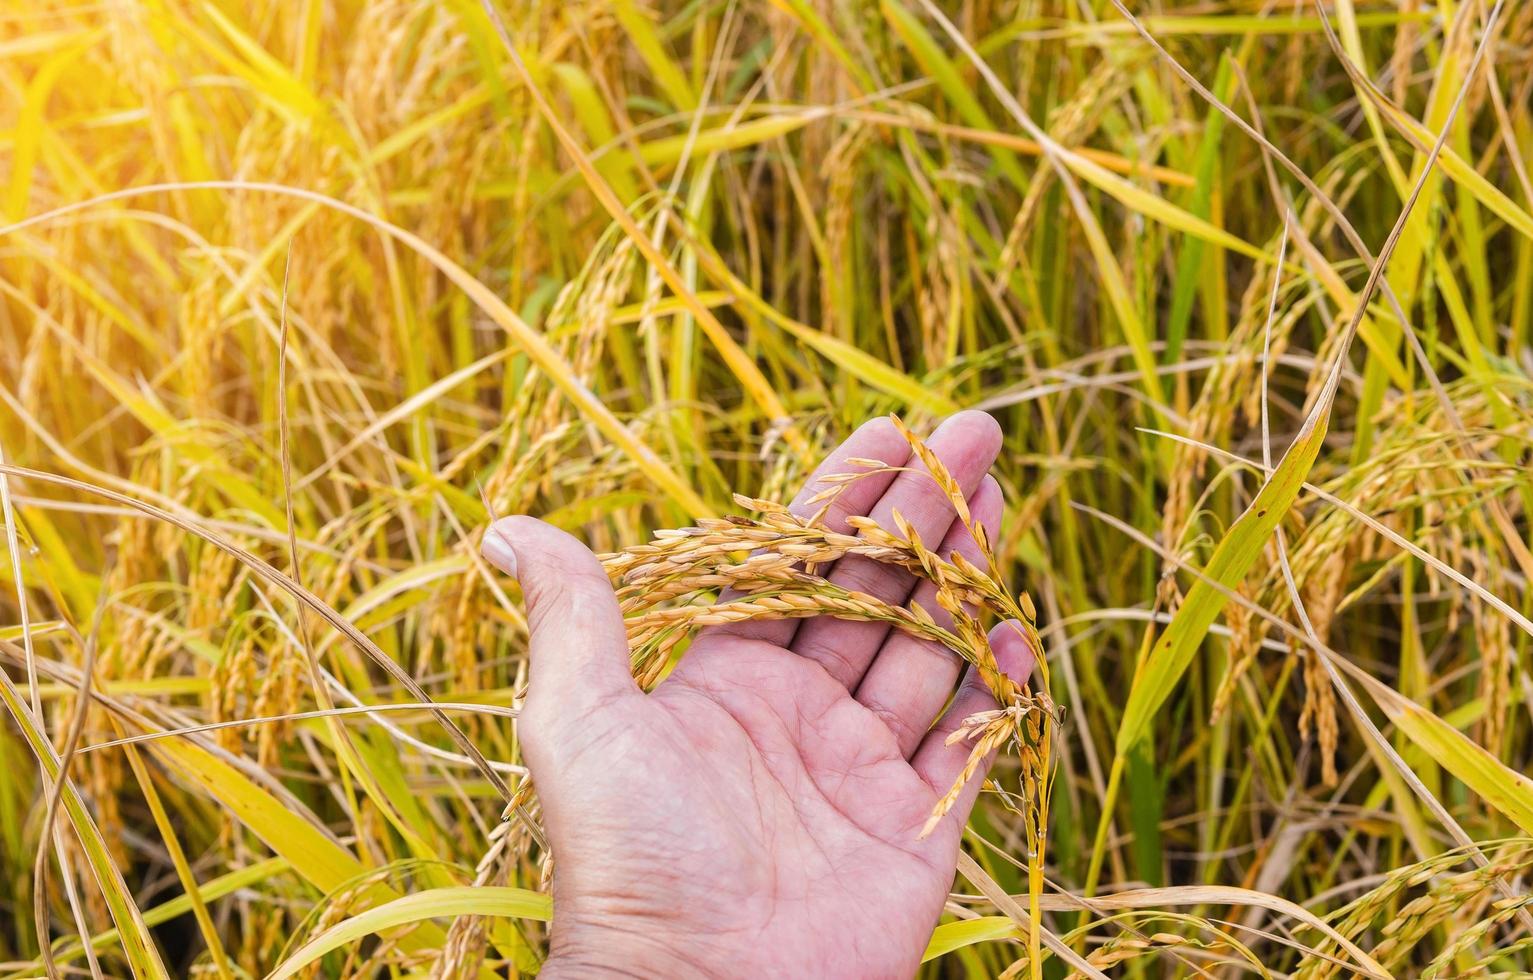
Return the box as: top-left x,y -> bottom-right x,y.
481,516 -> 636,709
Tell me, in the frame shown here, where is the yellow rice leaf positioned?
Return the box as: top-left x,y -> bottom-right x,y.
0,620 -> 63,642
1116,401 -> 1329,752
199,3 -> 323,121
1366,681 -> 1533,837
341,555 -> 469,629
150,738 -> 370,894
923,916 -> 1019,962
368,85 -> 495,165
766,0 -> 873,89
552,63 -> 640,203
1333,28 -> 1533,244
1059,149 -> 1268,263
0,29 -> 96,59
609,0 -> 695,111
6,33 -> 102,220
774,317 -> 959,416
147,735 -> 453,954
636,114 -> 821,169
268,886 -> 552,980
51,858 -> 290,969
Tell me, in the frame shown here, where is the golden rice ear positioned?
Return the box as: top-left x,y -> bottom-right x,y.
889,414 -> 972,527
596,437 -> 1053,848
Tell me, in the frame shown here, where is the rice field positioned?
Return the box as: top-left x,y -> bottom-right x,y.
2,0 -> 1532,975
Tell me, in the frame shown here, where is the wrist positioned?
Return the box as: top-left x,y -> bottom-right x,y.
542,921 -> 722,979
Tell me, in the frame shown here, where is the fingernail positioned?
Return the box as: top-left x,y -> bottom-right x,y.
481,527 -> 518,577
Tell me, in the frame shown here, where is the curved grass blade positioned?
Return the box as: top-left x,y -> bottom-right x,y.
267,886 -> 552,980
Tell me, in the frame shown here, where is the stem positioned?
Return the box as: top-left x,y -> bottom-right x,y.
1079,752 -> 1125,942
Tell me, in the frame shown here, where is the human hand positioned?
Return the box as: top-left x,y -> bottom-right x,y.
481,412 -> 1034,978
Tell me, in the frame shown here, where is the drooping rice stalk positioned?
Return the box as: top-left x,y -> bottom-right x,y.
601,418 -> 1057,836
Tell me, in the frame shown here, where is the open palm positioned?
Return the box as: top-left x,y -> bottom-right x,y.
484,413 -> 1033,978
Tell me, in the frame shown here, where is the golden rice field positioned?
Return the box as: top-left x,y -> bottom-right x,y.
2,0 -> 1532,975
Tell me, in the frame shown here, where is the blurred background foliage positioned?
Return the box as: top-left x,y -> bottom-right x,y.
0,0 -> 1532,975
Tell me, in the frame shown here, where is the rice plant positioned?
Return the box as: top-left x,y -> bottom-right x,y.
1,0 -> 1531,975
